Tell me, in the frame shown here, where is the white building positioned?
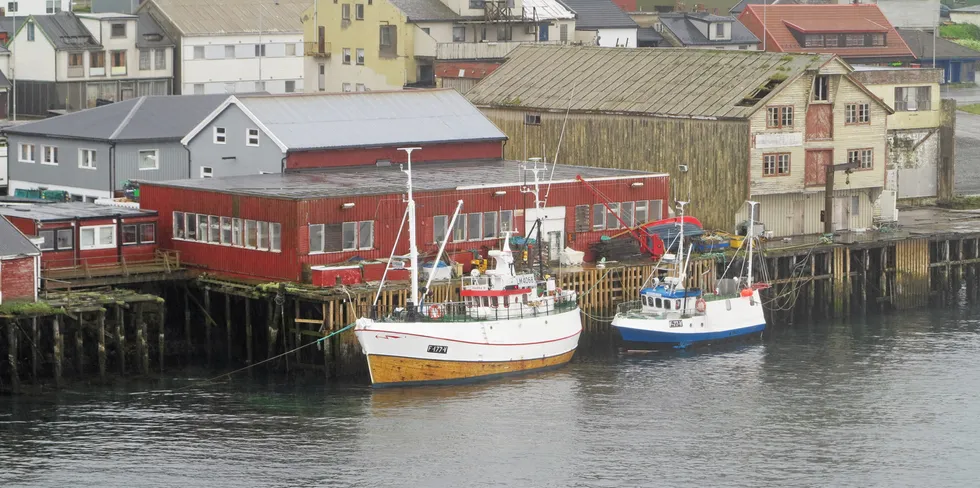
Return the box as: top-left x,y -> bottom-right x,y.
6,11 -> 174,116
138,0 -> 307,95
3,0 -> 69,16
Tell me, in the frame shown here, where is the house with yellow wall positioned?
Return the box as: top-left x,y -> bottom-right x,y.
852,66 -> 951,204
301,0 -> 577,93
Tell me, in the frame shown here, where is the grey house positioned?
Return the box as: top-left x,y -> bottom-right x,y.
3,94 -> 226,200
656,12 -> 760,50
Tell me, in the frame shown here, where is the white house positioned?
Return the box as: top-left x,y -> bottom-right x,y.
7,11 -> 174,116
3,0 -> 70,16
138,0 -> 307,95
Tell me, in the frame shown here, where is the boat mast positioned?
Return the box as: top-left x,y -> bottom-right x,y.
746,200 -> 759,288
676,201 -> 688,289
399,147 -> 422,312
520,158 -> 547,278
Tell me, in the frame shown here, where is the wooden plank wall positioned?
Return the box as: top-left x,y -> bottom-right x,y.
938,98 -> 956,203
480,108 -> 751,231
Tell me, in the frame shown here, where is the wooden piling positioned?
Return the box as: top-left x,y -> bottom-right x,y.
97,309 -> 106,381
7,320 -> 19,393
225,294 -> 232,366
116,305 -> 126,375
75,317 -> 84,376
204,287 -> 212,368
158,304 -> 165,373
136,304 -> 149,375
266,298 -> 277,367
245,297 -> 253,377
53,315 -> 63,388
184,286 -> 192,357
31,317 -> 38,383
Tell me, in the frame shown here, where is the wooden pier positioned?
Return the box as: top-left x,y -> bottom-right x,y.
4,207 -> 980,391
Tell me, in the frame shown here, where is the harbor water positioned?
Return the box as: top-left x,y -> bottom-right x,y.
2,305 -> 980,488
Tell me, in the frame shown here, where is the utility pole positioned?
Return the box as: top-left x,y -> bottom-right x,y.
11,12 -> 16,121
823,161 -> 859,235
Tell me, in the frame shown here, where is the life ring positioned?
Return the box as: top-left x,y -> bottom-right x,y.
427,304 -> 444,320
695,298 -> 706,313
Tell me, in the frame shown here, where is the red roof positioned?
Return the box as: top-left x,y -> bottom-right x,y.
738,4 -> 913,59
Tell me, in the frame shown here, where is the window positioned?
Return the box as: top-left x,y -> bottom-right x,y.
270,223 -> 281,252
524,113 -> 541,125
650,200 -> 664,220
208,215 -> 220,243
218,217 -> 232,244
213,127 -> 226,144
500,210 -> 513,233
27,22 -> 34,42
497,25 -> 512,41
342,3 -> 351,20
140,224 -> 156,244
560,24 -> 568,42
80,225 -> 116,250
232,219 -> 242,246
634,201 -> 648,225
90,51 -> 106,70
355,3 -> 364,19
139,50 -> 150,70
763,153 -> 790,176
246,128 -> 260,147
483,211 -> 497,239
714,23 -> 724,37
845,34 -> 864,47
257,221 -> 270,250
621,201 -> 634,227
356,48 -> 364,65
358,221 -> 373,249
467,213 -> 482,241
342,222 -> 357,250
452,215 -> 466,242
201,166 -> 213,178
122,225 -> 139,245
69,52 -> 83,68
592,204 -> 605,230
42,145 -> 58,165
138,149 -> 158,170
285,80 -> 296,93
111,23 -> 126,38
154,48 -> 167,70
895,86 -> 931,112
434,215 -> 448,243
193,46 -> 204,59
812,75 -> 829,102
379,25 -> 396,56
111,50 -> 127,74
848,148 -> 873,170
355,83 -> 366,92
870,34 -> 885,47
173,212 -> 185,239
38,229 -> 73,251
845,103 -> 870,124
286,43 -> 296,56
804,34 -> 823,48
605,202 -> 620,230
825,35 -> 839,47
79,149 -> 96,169
184,213 -> 196,240
343,47 -> 351,64
342,83 -> 352,92
452,26 -> 465,43
245,220 -> 258,249
309,224 -> 324,252
255,44 -> 266,57
19,143 -> 34,163
766,106 -> 793,128
44,0 -> 59,12
851,196 -> 861,216
196,216 -> 207,242
7,2 -> 17,13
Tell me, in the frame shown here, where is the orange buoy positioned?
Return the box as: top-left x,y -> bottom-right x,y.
740,289 -> 754,297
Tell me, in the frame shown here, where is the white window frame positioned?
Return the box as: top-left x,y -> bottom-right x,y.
500,210 -> 513,234
41,145 -> 58,165
79,225 -> 116,250
309,223 -> 325,254
245,219 -> 258,249
246,128 -> 260,147
220,216 -> 232,245
270,223 -> 281,252
78,148 -> 97,170
201,166 -> 213,178
433,215 -> 448,243
19,143 -> 34,163
138,149 -> 158,170
173,211 -> 185,239
232,218 -> 242,247
213,126 -> 226,144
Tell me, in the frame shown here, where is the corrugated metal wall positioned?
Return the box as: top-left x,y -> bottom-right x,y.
479,108 -> 749,231
741,188 -> 876,237
7,135 -> 113,194
114,143 -> 190,190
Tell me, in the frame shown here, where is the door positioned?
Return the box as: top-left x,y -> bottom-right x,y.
792,199 -> 806,236
318,64 -> 325,91
805,104 -> 833,141
950,62 -> 962,83
525,207 -> 566,262
832,197 -> 850,231
539,24 -> 549,41
805,149 -> 833,187
318,26 -> 326,53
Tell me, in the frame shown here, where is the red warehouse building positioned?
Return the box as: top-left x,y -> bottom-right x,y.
139,159 -> 670,283
0,215 -> 41,304
0,203 -> 160,274
178,89 -> 508,179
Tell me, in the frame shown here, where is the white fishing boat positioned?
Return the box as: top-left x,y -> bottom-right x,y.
354,149 -> 582,387
611,201 -> 768,350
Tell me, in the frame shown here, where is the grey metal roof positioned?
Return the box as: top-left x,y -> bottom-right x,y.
897,28 -> 980,61
139,0 -> 306,35
466,45 -> 834,119
637,27 -> 663,43
659,13 -> 759,46
33,13 -> 102,51
0,203 -> 156,222
0,215 -> 40,258
388,0 -> 459,21
136,12 -> 174,48
0,16 -> 26,37
142,159 -> 662,199
3,94 -> 227,142
232,89 -> 507,151
557,0 -> 637,30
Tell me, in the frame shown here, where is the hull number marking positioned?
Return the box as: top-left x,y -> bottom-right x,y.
669,320 -> 683,328
426,345 -> 449,354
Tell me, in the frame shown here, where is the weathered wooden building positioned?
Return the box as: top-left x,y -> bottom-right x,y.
139,159 -> 669,282
466,45 -> 893,237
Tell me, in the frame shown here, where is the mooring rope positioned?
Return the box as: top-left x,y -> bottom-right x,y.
175,322 -> 356,391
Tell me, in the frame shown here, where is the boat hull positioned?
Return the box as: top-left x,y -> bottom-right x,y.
354,307 -> 582,387
612,290 -> 766,350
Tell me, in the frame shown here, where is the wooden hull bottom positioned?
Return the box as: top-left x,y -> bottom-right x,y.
366,350 -> 577,388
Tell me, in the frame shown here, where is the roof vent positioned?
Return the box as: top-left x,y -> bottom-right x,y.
735,73 -> 788,107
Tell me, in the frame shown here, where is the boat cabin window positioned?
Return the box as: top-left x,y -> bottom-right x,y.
655,298 -> 662,308
504,296 -> 509,307
675,300 -> 681,310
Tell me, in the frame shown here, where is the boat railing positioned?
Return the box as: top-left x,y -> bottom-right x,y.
381,295 -> 579,323
617,300 -> 643,315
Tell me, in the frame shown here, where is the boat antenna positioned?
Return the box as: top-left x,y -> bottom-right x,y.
520,158 -> 547,278
398,147 -> 422,314
746,200 -> 759,288
544,81 -> 575,206
676,200 -> 688,290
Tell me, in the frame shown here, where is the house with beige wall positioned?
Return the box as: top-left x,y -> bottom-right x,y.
466,45 -> 893,237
